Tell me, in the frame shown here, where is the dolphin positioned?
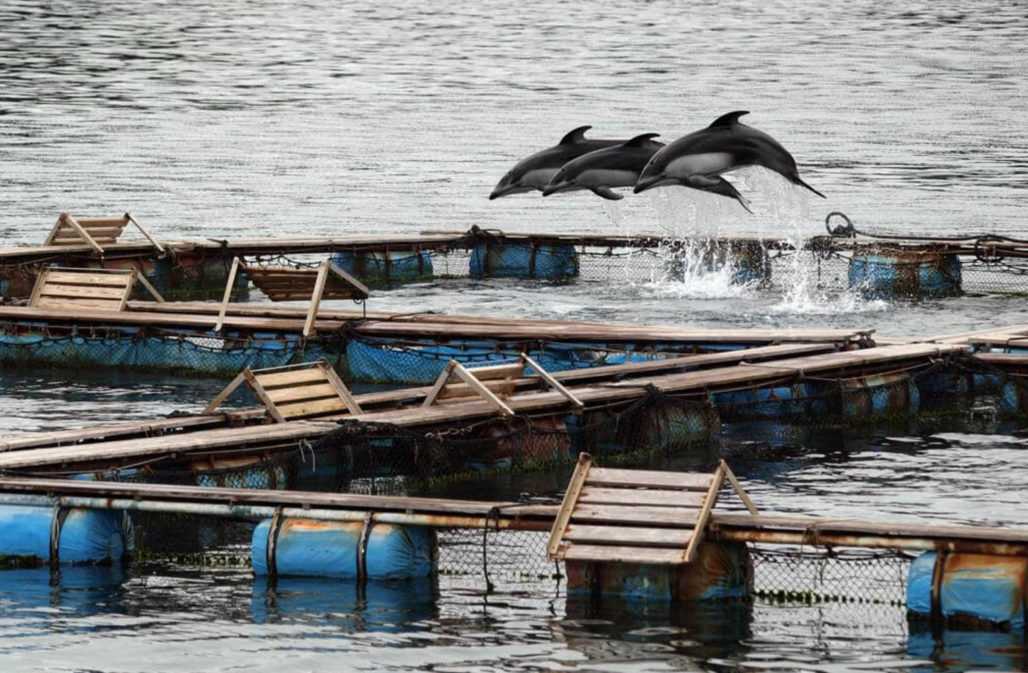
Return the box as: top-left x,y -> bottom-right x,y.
633,111 -> 826,204
541,133 -> 666,200
489,126 -> 623,200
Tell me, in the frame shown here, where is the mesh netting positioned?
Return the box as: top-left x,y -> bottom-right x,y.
0,321 -> 345,377
751,546 -> 912,605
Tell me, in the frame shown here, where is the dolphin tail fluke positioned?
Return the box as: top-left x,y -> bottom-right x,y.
793,176 -> 826,199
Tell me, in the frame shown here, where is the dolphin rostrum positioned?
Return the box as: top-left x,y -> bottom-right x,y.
633,111 -> 826,206
541,133 -> 666,201
489,126 -> 623,200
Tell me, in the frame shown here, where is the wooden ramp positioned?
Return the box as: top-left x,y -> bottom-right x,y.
547,455 -> 756,565
29,266 -> 163,311
43,212 -> 164,255
215,257 -> 370,335
204,360 -> 362,422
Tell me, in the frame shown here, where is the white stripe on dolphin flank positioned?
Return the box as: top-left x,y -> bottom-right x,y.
665,153 -> 735,178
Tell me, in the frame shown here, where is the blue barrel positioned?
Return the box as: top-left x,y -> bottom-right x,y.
999,381 -> 1026,417
469,241 -> 578,280
907,551 -> 1027,628
332,250 -> 433,287
848,250 -> 962,299
0,505 -> 128,566
252,518 -> 436,580
193,460 -> 289,490
839,373 -> 919,419
714,383 -> 813,420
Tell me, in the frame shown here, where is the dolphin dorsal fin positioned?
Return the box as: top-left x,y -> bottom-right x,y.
559,125 -> 592,145
622,133 -> 660,147
708,111 -> 750,128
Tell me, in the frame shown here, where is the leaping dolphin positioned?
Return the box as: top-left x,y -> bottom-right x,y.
489,126 -> 623,200
633,111 -> 826,205
541,133 -> 665,201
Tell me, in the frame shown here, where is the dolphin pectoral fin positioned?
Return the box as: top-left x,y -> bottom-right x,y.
687,174 -> 753,213
793,176 -> 827,199
708,110 -> 750,128
591,186 -> 623,200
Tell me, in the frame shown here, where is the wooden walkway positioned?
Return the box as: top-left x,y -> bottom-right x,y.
0,302 -> 871,346
0,342 -> 967,470
0,475 -> 1026,557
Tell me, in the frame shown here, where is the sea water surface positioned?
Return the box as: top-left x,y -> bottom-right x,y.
1,1 -> 1027,671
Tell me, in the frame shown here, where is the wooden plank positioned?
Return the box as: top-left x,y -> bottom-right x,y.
275,396 -> 350,419
134,271 -> 165,303
214,257 -> 240,332
44,271 -> 133,286
320,361 -> 364,414
564,525 -> 693,547
436,379 -> 516,400
422,361 -> 456,408
466,363 -> 524,381
255,367 -> 329,388
547,453 -> 591,558
522,353 -> 584,409
571,504 -> 699,526
243,369 -> 286,423
125,213 -> 166,254
578,487 -> 706,507
722,461 -> 758,515
75,218 -> 129,227
203,371 -> 247,414
561,544 -> 687,565
451,362 -> 515,416
683,466 -> 726,563
27,269 -> 48,307
39,283 -> 129,300
303,261 -> 330,337
36,297 -> 125,311
57,214 -> 105,254
586,467 -> 713,491
265,382 -> 339,404
327,261 -> 370,298
0,415 -> 227,452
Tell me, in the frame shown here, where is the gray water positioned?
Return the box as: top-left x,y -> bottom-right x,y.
1,0 -> 1028,671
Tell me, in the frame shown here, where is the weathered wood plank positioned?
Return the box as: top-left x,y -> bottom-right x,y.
564,524 -> 693,547
561,544 -> 686,565
44,271 -> 133,286
265,382 -> 339,404
586,468 -> 713,491
571,504 -> 699,526
466,363 -> 524,381
39,283 -> 129,300
578,487 -> 706,507
275,396 -> 350,419
36,297 -> 125,311
256,367 -> 333,387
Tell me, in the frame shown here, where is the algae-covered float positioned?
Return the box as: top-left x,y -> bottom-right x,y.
0,263 -> 870,383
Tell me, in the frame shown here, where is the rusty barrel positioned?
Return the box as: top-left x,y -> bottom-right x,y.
907,551 -> 1028,629
848,247 -> 962,299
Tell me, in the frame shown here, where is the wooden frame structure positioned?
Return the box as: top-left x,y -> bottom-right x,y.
422,354 -> 584,417
44,212 -> 165,255
547,456 -> 757,565
28,266 -> 164,311
204,359 -> 363,422
214,258 -> 370,336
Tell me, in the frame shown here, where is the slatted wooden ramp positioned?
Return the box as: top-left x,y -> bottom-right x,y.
547,455 -> 756,565
204,360 -> 362,422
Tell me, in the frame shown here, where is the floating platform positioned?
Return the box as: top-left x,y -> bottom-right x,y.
0,342 -> 970,477
4,214 -> 1028,300
2,468 -> 1028,630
